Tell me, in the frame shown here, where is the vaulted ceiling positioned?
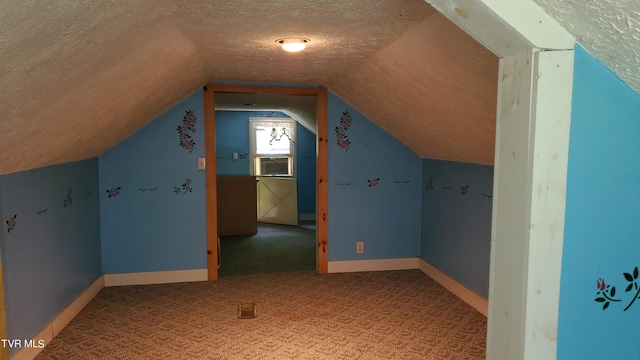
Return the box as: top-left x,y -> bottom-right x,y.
1,0 -> 638,174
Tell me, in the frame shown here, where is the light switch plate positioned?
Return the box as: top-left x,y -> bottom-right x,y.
197,157 -> 206,170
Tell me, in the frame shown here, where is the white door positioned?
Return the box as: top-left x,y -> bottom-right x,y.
257,177 -> 298,225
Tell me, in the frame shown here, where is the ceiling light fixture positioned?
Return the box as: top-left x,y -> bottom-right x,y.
276,38 -> 310,53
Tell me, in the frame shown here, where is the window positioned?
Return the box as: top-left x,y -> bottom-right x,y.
249,118 -> 296,176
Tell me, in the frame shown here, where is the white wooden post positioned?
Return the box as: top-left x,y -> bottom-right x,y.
423,1 -> 575,359
489,49 -> 573,359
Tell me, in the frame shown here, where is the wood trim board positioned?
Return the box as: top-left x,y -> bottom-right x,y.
205,84 -> 329,278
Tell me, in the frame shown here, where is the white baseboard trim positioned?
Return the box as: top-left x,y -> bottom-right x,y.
298,213 -> 316,221
11,276 -> 105,360
328,258 -> 419,273
418,259 -> 488,317
103,269 -> 208,287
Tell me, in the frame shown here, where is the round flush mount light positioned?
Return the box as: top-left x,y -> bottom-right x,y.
276,38 -> 310,53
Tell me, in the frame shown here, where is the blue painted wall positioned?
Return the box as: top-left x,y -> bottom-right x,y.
215,110 -> 254,176
328,91 -> 421,260
420,159 -> 493,298
0,159 -> 101,356
215,110 -> 316,216
296,121 -> 317,216
99,90 -> 207,274
557,46 -> 640,359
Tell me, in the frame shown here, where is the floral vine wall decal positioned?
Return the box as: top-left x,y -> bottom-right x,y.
63,188 -> 73,208
595,266 -> 640,311
6,214 -> 16,233
177,109 -> 197,153
442,186 -> 452,190
137,188 -> 158,192
335,111 -> 352,151
393,180 -> 411,184
480,193 -> 493,198
174,179 -> 193,195
461,185 -> 469,195
336,182 -> 354,186
36,208 -> 48,215
367,178 -> 380,187
426,177 -> 434,191
106,187 -> 122,198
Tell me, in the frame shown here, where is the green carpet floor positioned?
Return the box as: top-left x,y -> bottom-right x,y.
218,221 -> 316,276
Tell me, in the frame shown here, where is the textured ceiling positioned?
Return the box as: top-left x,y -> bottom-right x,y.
326,13 -> 498,164
533,0 -> 640,94
1,0 -> 638,174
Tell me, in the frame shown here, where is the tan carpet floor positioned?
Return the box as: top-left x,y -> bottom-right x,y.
36,270 -> 486,359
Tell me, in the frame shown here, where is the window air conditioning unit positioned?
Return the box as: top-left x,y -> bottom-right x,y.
260,157 -> 290,176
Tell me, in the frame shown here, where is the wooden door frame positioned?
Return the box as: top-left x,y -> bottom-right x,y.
204,84 -> 328,281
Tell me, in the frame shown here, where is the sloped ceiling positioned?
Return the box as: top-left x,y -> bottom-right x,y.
327,13 -> 498,164
533,0 -> 640,94
1,0 -> 639,175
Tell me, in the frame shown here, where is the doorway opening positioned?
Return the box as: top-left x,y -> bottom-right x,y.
204,84 -> 328,281
216,111 -> 315,276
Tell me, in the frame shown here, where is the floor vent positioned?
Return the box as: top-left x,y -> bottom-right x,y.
238,303 -> 257,319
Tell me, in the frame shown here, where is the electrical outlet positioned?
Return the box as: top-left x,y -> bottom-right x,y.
356,242 -> 364,254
